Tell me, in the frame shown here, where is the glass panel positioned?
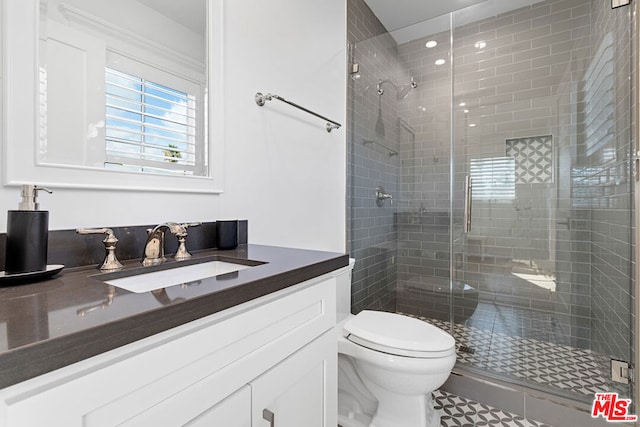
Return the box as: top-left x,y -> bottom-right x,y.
347,27 -> 402,314
347,0 -> 634,406
451,0 -> 634,402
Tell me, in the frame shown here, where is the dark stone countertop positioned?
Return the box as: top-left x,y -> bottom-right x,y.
0,244 -> 349,389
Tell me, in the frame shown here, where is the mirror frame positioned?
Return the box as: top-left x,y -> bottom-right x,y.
2,0 -> 224,194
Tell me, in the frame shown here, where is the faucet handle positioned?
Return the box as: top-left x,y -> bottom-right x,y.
76,228 -> 124,271
373,186 -> 393,207
178,222 -> 202,235
174,222 -> 201,261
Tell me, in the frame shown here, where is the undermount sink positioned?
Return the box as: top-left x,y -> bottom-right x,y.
103,260 -> 257,293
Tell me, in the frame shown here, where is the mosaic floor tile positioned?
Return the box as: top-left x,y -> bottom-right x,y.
338,390 -> 551,427
434,390 -> 554,427
402,302 -> 630,401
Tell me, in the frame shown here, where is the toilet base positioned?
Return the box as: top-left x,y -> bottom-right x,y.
368,389 -> 440,427
338,354 -> 442,427
338,412 -> 371,427
338,354 -> 376,427
338,393 -> 440,427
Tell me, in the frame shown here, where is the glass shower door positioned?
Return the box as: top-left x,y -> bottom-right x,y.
450,0 -> 635,402
347,0 -> 635,406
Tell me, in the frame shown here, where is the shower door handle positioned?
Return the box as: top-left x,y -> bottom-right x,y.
464,176 -> 472,233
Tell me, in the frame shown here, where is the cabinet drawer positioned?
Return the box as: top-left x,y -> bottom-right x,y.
0,275 -> 336,427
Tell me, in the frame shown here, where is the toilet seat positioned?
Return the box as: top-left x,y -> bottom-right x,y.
344,310 -> 455,358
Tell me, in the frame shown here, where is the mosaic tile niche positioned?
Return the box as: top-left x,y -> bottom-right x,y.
506,135 -> 553,184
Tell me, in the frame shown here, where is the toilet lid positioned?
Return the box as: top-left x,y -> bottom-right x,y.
344,311 -> 455,355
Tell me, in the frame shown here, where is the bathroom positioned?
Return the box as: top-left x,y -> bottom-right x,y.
0,0 -> 637,426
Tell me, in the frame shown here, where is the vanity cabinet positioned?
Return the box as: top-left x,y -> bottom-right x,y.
251,329 -> 334,427
187,328 -> 334,427
0,272 -> 338,426
186,386 -> 251,427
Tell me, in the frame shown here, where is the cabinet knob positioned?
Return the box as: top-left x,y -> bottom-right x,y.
262,408 -> 275,426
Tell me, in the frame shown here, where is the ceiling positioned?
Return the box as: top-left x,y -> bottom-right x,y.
137,0 -> 206,36
363,0 -> 547,44
362,0 -> 488,31
136,0 -> 549,45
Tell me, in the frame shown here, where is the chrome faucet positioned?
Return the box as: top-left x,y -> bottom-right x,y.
142,222 -> 201,266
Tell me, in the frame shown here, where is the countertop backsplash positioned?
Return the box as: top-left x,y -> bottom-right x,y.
0,220 -> 248,271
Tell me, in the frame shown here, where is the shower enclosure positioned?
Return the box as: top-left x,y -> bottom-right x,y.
347,0 -> 636,409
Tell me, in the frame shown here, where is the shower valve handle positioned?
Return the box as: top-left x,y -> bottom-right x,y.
374,186 -> 393,207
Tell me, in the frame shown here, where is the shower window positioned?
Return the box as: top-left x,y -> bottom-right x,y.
469,157 -> 515,201
584,33 -> 614,158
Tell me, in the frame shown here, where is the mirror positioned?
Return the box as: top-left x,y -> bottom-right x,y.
3,0 -> 223,193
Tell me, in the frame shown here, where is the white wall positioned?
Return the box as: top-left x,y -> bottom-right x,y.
0,0 -> 347,254
219,0 -> 347,252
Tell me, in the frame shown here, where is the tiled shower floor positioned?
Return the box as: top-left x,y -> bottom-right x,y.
338,390 -> 553,427
404,302 -> 628,400
434,390 -> 553,427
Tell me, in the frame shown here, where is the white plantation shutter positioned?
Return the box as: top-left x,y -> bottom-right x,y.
469,157 -> 516,201
105,68 -> 197,175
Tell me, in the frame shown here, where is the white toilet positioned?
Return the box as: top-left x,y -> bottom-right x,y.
335,260 -> 456,427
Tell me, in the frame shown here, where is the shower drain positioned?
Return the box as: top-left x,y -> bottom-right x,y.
458,345 -> 476,354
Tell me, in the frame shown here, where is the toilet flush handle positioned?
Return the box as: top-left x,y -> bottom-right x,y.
262,408 -> 275,426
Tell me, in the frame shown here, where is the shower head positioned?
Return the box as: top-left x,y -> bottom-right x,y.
397,78 -> 418,100
377,77 -> 418,100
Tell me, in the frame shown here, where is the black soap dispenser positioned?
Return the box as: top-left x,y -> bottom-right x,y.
5,185 -> 52,274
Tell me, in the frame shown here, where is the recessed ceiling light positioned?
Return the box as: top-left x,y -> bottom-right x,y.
435,59 -> 446,66
425,40 -> 437,48
468,123 -> 476,127
459,102 -> 466,107
464,109 -> 469,113
474,41 -> 487,49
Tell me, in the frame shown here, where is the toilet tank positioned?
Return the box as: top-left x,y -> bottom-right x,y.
335,258 -> 356,323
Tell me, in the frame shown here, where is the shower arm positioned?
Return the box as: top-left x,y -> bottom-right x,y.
377,79 -> 398,95
377,77 -> 417,96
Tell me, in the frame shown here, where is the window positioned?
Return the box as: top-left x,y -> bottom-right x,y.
469,157 -> 516,201
105,68 -> 198,175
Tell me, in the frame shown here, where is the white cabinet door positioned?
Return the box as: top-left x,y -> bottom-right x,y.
251,330 -> 337,427
184,385 -> 251,427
